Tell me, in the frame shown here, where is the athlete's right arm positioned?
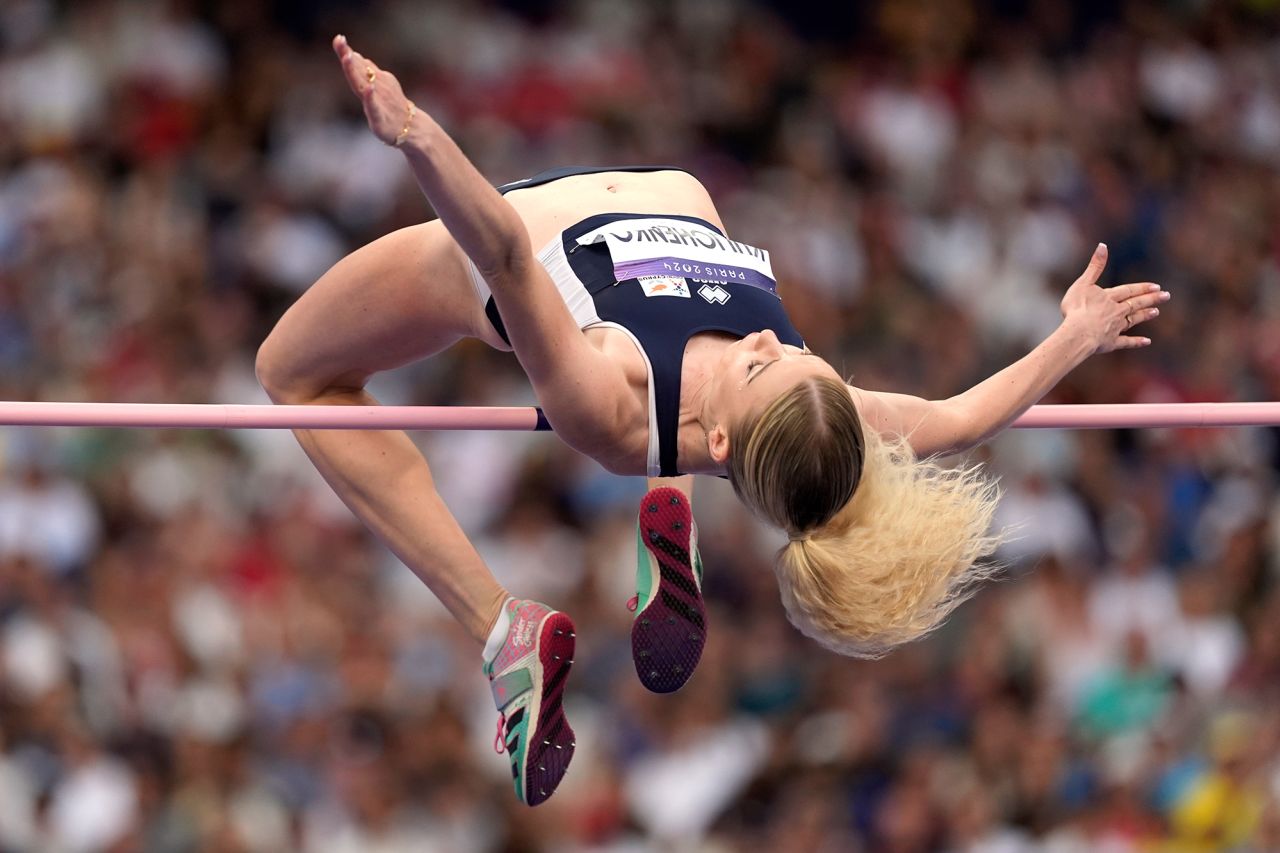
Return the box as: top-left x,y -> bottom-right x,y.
333,37 -> 634,453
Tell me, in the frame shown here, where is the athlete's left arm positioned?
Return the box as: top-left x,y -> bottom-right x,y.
849,245 -> 1169,457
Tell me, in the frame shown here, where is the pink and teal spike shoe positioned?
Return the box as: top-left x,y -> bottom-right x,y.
628,487 -> 706,693
483,599 -> 576,806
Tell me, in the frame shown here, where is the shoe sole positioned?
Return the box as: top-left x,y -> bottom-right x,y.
523,611 -> 576,806
633,487 -> 706,694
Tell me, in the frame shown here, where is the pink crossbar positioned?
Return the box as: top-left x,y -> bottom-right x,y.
0,401 -> 1278,430
0,403 -> 543,430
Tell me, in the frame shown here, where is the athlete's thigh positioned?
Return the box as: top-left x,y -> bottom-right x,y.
262,220 -> 507,395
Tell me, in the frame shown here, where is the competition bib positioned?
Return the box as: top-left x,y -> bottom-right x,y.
575,218 -> 778,294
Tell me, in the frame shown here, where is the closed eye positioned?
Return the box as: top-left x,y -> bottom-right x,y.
747,352 -> 822,385
746,359 -> 778,384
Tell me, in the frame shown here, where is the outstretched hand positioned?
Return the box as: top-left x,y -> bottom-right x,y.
1059,243 -> 1169,354
332,34 -> 415,146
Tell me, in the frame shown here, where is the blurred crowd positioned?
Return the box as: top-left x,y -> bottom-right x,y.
2,0 -> 1280,850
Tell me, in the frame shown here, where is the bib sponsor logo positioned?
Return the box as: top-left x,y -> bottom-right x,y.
638,276 -> 690,298
577,218 -> 778,294
698,284 -> 731,305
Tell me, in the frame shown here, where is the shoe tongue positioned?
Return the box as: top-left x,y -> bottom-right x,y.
482,598 -> 518,664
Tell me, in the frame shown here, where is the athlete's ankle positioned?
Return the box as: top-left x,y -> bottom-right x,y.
479,592 -> 515,661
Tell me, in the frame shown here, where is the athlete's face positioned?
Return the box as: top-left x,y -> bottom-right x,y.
705,330 -> 843,463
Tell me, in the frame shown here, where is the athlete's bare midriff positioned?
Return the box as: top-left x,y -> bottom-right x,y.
502,170 -> 725,249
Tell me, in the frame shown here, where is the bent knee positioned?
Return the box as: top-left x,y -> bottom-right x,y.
255,333 -> 303,404
255,332 -> 360,405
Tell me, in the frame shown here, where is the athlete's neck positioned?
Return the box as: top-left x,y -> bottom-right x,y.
676,334 -> 731,475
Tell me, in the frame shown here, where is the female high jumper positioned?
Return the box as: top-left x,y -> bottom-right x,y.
254,36 -> 1169,806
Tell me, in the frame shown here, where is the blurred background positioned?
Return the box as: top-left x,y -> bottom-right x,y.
2,0 -> 1280,850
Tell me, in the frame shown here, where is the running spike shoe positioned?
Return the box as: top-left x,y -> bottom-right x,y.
483,599 -> 576,806
628,487 -> 706,693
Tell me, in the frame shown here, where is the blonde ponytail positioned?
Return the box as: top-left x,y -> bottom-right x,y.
773,429 -> 1003,658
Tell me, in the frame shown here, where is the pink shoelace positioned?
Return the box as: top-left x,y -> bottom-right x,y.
493,713 -> 506,754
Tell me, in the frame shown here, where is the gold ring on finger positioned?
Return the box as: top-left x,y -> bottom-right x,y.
366,66 -> 377,84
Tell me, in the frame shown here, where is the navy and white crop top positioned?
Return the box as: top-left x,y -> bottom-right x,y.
477,169 -> 804,476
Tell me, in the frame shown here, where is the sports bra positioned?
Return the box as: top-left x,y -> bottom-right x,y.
482,210 -> 804,476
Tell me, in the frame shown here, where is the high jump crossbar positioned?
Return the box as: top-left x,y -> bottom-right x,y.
0,402 -> 1278,430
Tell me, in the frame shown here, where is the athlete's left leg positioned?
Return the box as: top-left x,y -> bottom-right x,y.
630,477 -> 707,693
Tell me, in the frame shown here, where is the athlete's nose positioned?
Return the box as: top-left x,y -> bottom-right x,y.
757,328 -> 783,354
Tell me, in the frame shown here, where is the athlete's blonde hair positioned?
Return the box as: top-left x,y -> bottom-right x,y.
727,376 -> 1002,658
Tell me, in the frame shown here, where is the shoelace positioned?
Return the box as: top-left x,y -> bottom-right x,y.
493,713 -> 506,754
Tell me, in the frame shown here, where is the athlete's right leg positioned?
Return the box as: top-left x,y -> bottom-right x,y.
255,220 -> 576,806
255,220 -> 512,644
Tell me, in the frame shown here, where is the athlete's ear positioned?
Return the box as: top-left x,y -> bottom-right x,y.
707,425 -> 730,464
